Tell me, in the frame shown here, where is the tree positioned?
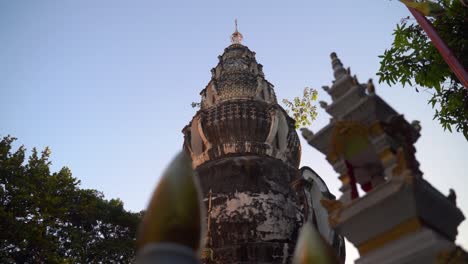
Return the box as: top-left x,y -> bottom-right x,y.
282,87 -> 319,129
377,0 -> 467,139
0,136 -> 142,263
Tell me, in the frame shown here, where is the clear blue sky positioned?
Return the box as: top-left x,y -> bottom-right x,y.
1,1 -> 466,262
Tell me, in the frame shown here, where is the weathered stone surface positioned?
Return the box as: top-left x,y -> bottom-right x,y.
202,100 -> 272,145
196,156 -> 298,194
183,42 -> 303,263
197,156 -> 302,263
182,39 -> 345,263
183,44 -> 300,169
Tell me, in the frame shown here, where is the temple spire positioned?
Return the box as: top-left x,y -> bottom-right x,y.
230,19 -> 243,44
330,52 -> 347,80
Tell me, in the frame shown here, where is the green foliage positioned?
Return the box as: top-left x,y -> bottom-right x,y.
0,136 -> 143,263
377,0 -> 467,139
282,87 -> 319,129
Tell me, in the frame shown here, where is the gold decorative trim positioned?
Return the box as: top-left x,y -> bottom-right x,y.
378,148 -> 394,165
321,198 -> 343,227
330,121 -> 369,158
437,246 -> 468,263
369,121 -> 385,137
201,248 -> 214,261
328,210 -> 341,227
326,152 -> 339,163
339,174 -> 350,185
392,148 -> 408,177
320,198 -> 343,213
326,121 -> 373,167
357,217 -> 422,255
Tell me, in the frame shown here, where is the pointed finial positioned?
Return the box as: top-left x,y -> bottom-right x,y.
367,78 -> 376,94
231,19 -> 243,44
330,52 -> 346,80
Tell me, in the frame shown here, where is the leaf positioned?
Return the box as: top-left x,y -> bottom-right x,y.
377,3 -> 468,139
282,87 -> 319,129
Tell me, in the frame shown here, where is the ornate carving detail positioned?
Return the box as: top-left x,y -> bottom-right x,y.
201,248 -> 214,262
197,44 -> 278,105
329,121 -> 369,159
326,152 -> 339,163
188,101 -> 301,168
320,198 -> 343,213
369,121 -> 385,137
339,173 -> 350,185
437,246 -> 468,263
320,198 -> 343,227
392,148 -> 409,177
217,72 -> 257,99
379,147 -> 395,166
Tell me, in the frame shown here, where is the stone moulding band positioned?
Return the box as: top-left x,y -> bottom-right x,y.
192,141 -> 292,168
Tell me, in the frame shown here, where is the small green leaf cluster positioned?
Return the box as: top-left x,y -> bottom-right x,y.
377,0 -> 467,139
0,136 -> 143,263
282,87 -> 319,129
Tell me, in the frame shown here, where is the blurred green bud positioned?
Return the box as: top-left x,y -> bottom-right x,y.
292,222 -> 339,264
137,152 -> 206,254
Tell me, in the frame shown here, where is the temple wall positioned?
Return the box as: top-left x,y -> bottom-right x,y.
196,156 -> 303,263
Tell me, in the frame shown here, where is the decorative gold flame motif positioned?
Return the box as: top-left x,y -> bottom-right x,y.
231,19 -> 243,44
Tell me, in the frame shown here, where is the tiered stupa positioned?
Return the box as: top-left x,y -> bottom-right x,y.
302,53 -> 466,263
182,24 -> 344,263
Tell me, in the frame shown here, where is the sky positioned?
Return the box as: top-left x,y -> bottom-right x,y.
1,1 -> 467,262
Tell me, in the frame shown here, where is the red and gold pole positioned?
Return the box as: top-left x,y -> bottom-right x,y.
405,5 -> 468,88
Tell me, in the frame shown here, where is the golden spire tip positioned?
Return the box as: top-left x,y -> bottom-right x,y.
230,19 -> 243,44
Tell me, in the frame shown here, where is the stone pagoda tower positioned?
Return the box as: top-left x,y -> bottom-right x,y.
182,25 -> 343,263
302,53 -> 466,263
